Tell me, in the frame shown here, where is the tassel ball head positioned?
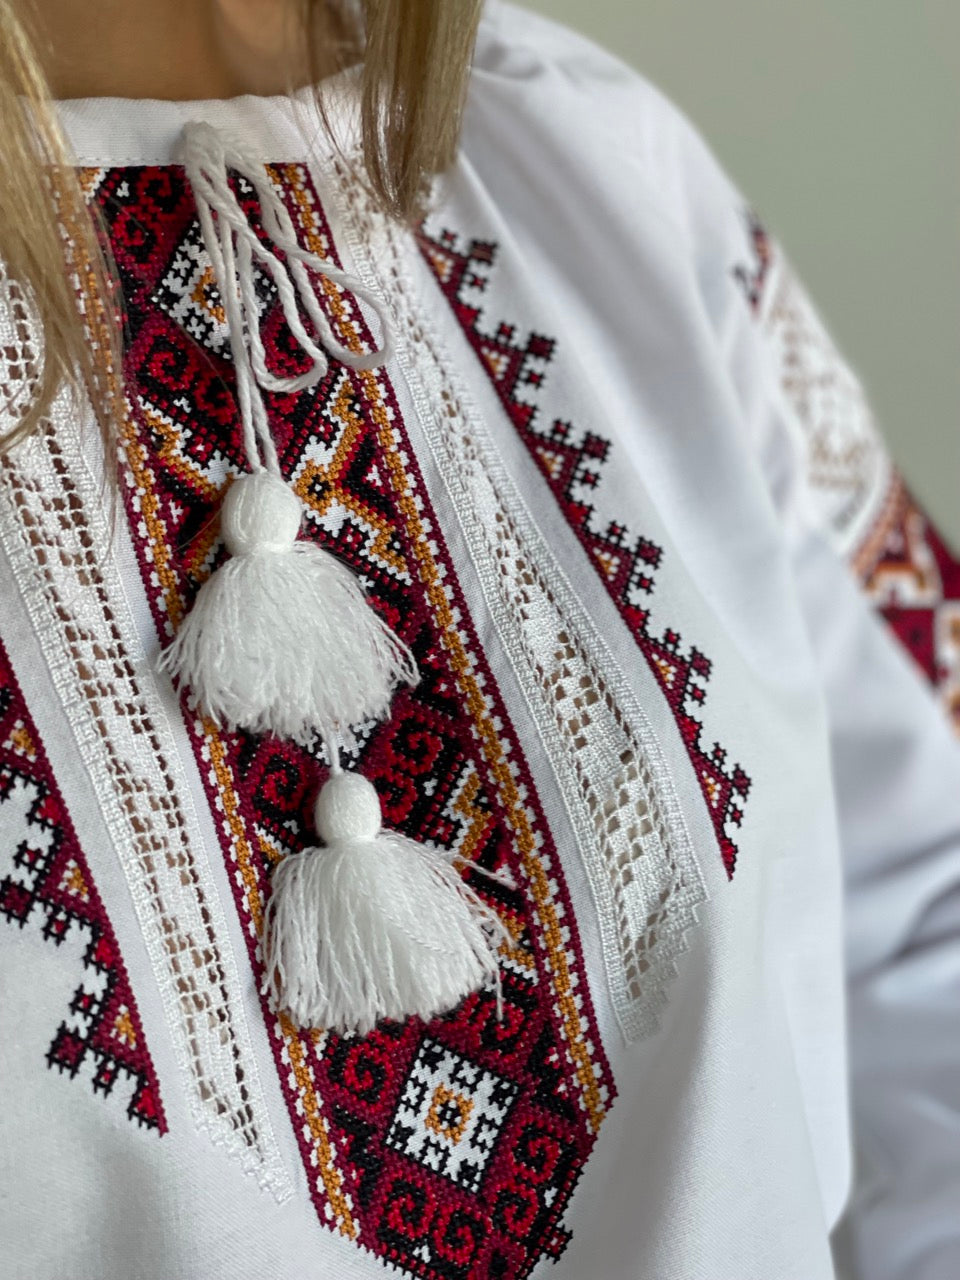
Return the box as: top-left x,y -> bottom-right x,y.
314,769 -> 382,842
159,470 -> 418,747
221,467 -> 302,555
261,770 -> 511,1036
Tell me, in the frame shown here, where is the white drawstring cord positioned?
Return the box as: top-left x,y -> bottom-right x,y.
176,119 -> 394,476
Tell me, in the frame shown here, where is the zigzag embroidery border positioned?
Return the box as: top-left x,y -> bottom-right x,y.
419,229 -> 751,877
0,635 -> 166,1132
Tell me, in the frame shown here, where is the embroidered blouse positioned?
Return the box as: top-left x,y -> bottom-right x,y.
1,4 -> 958,1278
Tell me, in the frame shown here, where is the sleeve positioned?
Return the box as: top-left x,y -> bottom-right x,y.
672,110 -> 960,1279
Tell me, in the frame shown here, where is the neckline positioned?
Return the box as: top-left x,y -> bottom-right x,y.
54,63 -> 362,167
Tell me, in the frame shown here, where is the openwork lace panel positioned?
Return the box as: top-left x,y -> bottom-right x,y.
332,159 -> 708,1047
0,261 -> 291,1197
736,213 -> 960,735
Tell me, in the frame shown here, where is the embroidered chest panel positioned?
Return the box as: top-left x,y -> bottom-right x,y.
88,161 -> 619,1279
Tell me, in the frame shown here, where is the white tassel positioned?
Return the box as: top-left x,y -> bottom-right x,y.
160,470 -> 417,746
261,770 -> 512,1035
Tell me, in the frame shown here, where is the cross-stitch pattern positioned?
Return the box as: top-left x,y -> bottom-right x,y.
733,208 -> 774,315
854,474 -> 960,735
88,160 -> 617,1279
0,638 -> 165,1133
419,229 -> 751,877
734,211 -> 960,736
385,1037 -> 520,1195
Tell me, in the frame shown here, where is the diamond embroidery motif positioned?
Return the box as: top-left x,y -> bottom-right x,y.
386,1038 -> 519,1194
152,177 -> 275,360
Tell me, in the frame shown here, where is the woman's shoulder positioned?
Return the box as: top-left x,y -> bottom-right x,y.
456,3 -> 764,385
468,1 -> 741,258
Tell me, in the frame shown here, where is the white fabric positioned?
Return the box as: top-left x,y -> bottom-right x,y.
0,3 -> 957,1277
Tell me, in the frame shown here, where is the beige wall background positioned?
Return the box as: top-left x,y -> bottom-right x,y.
521,0 -> 960,547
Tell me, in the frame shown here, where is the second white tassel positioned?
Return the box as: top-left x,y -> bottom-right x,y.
261,769 -> 512,1035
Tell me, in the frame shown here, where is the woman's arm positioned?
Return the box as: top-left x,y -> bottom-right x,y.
682,123 -> 960,1274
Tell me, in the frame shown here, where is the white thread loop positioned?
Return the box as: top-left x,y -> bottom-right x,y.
177,119 -> 393,476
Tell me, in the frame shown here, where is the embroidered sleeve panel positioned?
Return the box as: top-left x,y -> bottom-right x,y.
735,215 -> 960,737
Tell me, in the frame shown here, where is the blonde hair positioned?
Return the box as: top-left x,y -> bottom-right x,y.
0,0 -> 483,454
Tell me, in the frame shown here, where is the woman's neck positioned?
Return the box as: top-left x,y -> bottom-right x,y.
21,0 -> 339,100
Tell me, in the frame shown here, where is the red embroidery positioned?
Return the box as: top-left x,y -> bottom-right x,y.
733,209 -> 773,315
0,638 -> 165,1133
419,229 -> 751,877
854,473 -> 960,734
735,210 -> 960,736
93,163 -> 615,1278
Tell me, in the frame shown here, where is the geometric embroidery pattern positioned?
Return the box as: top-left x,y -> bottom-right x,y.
419,229 -> 751,877
385,1038 -> 519,1195
87,160 -> 617,1278
733,208 -> 774,316
749,221 -> 892,558
735,213 -> 960,736
853,472 -> 960,735
0,636 -> 166,1133
0,406 -> 290,1194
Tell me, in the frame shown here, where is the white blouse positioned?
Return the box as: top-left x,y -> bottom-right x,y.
1,3 -> 958,1278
